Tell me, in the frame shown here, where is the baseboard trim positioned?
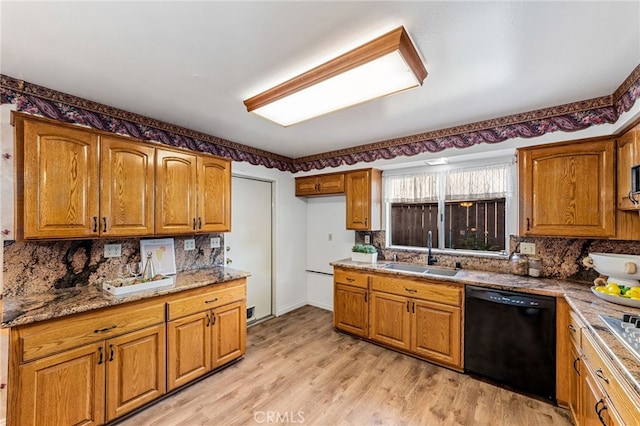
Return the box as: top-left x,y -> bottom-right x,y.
307,300 -> 333,311
276,300 -> 307,316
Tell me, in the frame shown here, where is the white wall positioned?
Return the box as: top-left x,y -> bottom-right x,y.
231,162 -> 309,316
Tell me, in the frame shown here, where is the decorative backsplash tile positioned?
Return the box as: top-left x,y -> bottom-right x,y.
356,231 -> 640,283
2,234 -> 224,297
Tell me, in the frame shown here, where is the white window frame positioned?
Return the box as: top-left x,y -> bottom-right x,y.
383,156 -> 517,258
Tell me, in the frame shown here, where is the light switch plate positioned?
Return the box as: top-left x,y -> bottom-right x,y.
104,244 -> 122,258
520,242 -> 536,255
184,239 -> 196,251
211,237 -> 221,248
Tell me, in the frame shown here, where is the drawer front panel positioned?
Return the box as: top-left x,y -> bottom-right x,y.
334,269 -> 369,289
581,329 -> 640,425
167,285 -> 245,320
19,301 -> 165,363
567,310 -> 584,346
371,276 -> 462,306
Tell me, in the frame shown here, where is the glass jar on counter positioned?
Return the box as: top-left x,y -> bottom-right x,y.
528,256 -> 542,277
510,252 -> 528,276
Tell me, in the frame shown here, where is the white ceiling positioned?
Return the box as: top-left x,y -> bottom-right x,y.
1,1 -> 639,159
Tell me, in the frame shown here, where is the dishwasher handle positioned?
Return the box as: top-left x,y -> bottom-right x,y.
465,286 -> 554,309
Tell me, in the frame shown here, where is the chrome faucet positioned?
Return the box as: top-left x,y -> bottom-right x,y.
427,231 -> 437,265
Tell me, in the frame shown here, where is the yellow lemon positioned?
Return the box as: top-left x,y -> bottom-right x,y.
626,287 -> 640,298
595,286 -> 607,293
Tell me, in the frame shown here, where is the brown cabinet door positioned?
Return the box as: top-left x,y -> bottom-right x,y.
519,139 -> 615,237
211,301 -> 247,369
582,365 -> 608,426
105,324 -> 166,422
295,176 -> 320,196
346,170 -> 371,230
197,156 -> 231,232
167,311 -> 211,391
16,342 -> 105,426
411,299 -> 461,368
100,136 -> 155,236
20,119 -> 99,239
369,291 -> 411,351
617,127 -> 640,210
318,174 -> 345,194
569,342 -> 581,424
155,148 -> 198,234
334,283 -> 369,337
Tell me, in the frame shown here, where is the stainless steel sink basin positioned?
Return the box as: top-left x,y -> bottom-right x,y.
383,263 -> 429,274
382,263 -> 459,277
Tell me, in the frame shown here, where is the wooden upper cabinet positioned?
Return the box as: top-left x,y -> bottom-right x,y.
197,156 -> 231,232
518,139 -> 616,238
100,136 -> 155,237
295,173 -> 345,196
155,148 -> 198,234
15,116 -> 100,240
346,169 -> 382,231
617,125 -> 640,210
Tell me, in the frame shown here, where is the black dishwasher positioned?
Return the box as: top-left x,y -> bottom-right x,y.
464,286 -> 556,401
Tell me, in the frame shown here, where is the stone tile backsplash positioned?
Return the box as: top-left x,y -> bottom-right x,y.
356,231 -> 640,283
2,234 -> 224,297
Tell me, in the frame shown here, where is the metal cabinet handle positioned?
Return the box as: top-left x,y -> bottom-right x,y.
405,288 -> 418,293
193,218 -> 196,230
211,313 -> 216,326
412,302 -> 415,313
205,298 -> 219,304
94,324 -> 117,333
109,344 -> 114,362
595,399 -> 608,426
102,217 -> 107,233
629,191 -> 639,205
365,217 -> 368,228
526,218 -> 530,231
595,368 -> 609,384
97,347 -> 104,365
206,313 -> 210,327
567,324 -> 576,332
93,217 -> 98,233
406,301 -> 410,312
364,292 -> 368,303
198,217 -> 202,229
573,357 -> 580,375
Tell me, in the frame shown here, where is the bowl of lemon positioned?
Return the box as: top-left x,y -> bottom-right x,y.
592,283 -> 640,308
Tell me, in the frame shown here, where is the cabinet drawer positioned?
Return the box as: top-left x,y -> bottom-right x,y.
371,276 -> 462,306
334,269 -> 369,289
167,284 -> 245,320
17,299 -> 165,363
567,310 -> 584,346
581,329 -> 640,425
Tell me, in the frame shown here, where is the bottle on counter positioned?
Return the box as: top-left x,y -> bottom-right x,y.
528,256 -> 542,277
510,252 -> 528,276
142,251 -> 155,281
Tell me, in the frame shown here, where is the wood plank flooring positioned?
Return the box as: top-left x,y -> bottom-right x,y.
120,306 -> 571,426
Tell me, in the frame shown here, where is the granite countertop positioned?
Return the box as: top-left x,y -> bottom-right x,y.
1,266 -> 251,328
331,259 -> 640,401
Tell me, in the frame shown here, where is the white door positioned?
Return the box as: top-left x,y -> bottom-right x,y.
226,176 -> 273,322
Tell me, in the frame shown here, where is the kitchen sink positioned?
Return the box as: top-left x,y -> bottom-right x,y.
382,263 -> 459,277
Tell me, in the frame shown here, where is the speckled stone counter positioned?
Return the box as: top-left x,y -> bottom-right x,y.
331,259 -> 640,400
1,267 -> 250,328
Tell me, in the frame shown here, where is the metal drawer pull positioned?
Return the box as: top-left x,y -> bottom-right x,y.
94,324 -> 117,333
346,277 -> 355,282
567,324 -> 576,332
595,368 -> 609,384
405,288 -> 417,293
205,298 -> 219,304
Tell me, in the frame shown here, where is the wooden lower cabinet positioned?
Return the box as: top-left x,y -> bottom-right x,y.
569,341 -> 581,424
369,291 -> 411,351
17,342 -> 105,426
167,300 -> 246,391
581,364 -> 618,426
105,325 -> 166,422
412,300 -> 461,367
334,284 -> 369,338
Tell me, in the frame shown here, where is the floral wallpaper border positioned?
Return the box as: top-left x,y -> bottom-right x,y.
1,64 -> 639,173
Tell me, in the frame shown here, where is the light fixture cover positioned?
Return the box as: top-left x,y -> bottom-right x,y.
244,26 -> 427,126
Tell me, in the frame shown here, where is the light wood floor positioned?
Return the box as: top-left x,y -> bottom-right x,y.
120,306 -> 571,426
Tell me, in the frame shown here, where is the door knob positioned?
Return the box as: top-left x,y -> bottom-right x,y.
226,258 -> 233,264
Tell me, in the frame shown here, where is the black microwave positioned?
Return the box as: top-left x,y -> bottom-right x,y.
632,163 -> 640,194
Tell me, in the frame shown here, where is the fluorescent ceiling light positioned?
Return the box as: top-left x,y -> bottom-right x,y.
243,26 -> 427,127
426,158 -> 449,165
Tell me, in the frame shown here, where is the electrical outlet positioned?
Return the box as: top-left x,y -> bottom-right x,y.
364,235 -> 371,244
104,244 -> 121,258
210,237 -> 221,248
520,242 -> 536,255
184,239 -> 196,251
